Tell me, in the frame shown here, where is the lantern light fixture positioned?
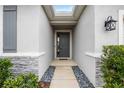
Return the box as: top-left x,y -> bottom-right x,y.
105,16 -> 117,31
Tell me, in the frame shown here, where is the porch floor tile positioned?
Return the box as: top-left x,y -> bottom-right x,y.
53,68 -> 76,80
50,79 -> 79,88
51,59 -> 77,66
50,60 -> 79,88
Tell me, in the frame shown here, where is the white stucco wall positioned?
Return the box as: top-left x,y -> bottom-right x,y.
73,5 -> 124,87
0,5 -> 53,79
0,6 -> 3,53
38,6 -> 54,78
94,5 -> 124,52
73,6 -> 96,86
17,6 -> 40,52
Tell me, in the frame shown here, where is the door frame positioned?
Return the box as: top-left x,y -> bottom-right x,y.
54,30 -> 72,59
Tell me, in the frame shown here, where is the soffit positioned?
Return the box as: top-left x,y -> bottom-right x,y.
42,5 -> 86,29
43,5 -> 85,21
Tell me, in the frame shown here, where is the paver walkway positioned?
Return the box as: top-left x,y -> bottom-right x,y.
50,60 -> 79,88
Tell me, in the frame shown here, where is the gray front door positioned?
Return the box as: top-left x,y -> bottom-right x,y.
56,32 -> 70,58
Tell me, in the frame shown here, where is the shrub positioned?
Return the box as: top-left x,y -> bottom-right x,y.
3,73 -> 39,88
0,58 -> 13,87
101,45 -> 124,88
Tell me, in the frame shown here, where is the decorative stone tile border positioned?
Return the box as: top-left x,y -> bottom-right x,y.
0,56 -> 39,76
72,66 -> 94,88
40,66 -> 55,88
95,58 -> 104,87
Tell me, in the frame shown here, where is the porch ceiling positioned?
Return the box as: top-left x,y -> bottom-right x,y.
42,5 -> 86,30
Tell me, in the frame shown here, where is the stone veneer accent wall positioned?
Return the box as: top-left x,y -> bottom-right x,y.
0,56 -> 39,76
95,58 -> 104,87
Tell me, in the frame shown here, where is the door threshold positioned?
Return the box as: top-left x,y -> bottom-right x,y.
59,59 -> 68,60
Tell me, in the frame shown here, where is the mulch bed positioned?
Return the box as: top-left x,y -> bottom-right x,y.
38,81 -> 50,88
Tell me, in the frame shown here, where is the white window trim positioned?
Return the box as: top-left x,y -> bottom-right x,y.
0,6 -> 3,53
119,10 -> 124,44
0,52 -> 45,57
85,52 -> 102,59
54,30 -> 72,59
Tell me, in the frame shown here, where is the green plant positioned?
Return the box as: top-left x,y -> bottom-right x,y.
0,58 -> 13,87
3,73 -> 39,88
101,45 -> 124,88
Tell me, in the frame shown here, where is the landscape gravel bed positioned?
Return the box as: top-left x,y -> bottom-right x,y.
39,66 -> 55,88
72,66 -> 94,88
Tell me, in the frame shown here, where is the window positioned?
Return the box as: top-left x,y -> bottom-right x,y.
3,6 -> 17,53
53,5 -> 75,16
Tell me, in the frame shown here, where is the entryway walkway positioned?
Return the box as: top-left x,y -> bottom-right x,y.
50,60 -> 79,88
40,59 -> 94,88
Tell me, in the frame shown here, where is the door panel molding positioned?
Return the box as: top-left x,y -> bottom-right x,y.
54,30 -> 72,59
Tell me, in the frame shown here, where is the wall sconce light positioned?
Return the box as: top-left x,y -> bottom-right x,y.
105,16 -> 117,31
